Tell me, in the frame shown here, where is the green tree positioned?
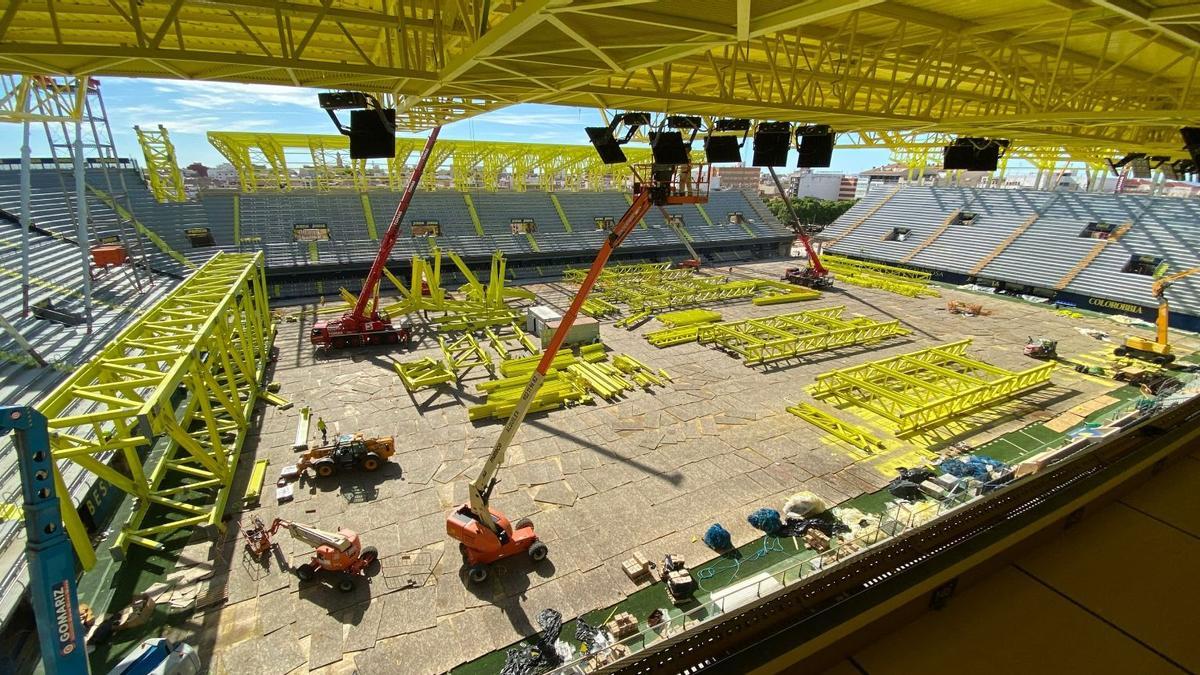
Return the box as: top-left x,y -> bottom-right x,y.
768,196 -> 857,229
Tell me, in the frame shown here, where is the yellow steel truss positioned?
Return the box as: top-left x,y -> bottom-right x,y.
811,339 -> 1054,433
206,131 -> 658,192
36,252 -> 273,562
134,124 -> 186,202
0,74 -> 87,123
697,306 -> 911,365
2,2 -> 1196,153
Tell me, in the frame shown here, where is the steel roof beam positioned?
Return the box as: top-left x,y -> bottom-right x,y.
1089,0 -> 1200,49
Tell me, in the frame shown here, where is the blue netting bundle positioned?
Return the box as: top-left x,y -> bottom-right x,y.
703,523 -> 732,550
939,455 -> 1006,480
747,508 -> 783,534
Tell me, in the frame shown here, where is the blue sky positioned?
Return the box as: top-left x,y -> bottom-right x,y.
1,78 -> 896,172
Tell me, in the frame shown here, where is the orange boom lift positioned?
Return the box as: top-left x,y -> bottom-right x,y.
446,163 -> 709,582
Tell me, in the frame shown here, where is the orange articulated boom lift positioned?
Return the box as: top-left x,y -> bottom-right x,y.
1114,266 -> 1199,364
446,163 -> 710,583
310,126 -> 441,350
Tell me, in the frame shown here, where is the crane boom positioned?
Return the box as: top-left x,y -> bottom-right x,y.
352,126 -> 441,319
766,166 -> 827,277
466,166 -> 707,532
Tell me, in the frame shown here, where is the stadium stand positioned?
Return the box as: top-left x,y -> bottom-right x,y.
0,165 -> 792,301
821,185 -> 1200,329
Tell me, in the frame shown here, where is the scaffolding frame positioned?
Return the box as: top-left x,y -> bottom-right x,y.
697,306 -> 910,365
810,340 -> 1054,432
36,253 -> 272,563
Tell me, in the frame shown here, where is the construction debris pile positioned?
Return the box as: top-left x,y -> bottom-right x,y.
820,254 -> 940,298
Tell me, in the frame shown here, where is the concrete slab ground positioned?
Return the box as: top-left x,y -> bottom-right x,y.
188,259 -> 1198,674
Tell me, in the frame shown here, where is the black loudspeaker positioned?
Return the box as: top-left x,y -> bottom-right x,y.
587,127 -> 627,164
705,135 -> 743,163
752,122 -> 791,167
649,131 -> 691,165
797,133 -> 834,168
1182,127 -> 1200,164
943,139 -> 1001,171
348,108 -> 396,159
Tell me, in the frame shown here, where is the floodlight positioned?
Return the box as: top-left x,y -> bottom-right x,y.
649,130 -> 691,165
319,91 -> 396,158
587,126 -> 627,164
705,118 -> 751,163
586,111 -> 652,164
794,124 -> 834,168
318,92 -> 370,110
943,137 -> 1007,171
752,121 -> 791,167
666,115 -> 702,130
713,118 -> 751,132
1182,127 -> 1200,165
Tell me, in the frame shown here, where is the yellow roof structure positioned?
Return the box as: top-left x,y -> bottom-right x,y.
2,1 -> 1198,154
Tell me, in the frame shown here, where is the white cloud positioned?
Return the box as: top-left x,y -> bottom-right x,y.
150,80 -> 321,110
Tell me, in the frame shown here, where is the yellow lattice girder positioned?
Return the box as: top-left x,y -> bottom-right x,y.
0,74 -> 88,123
2,2 -> 1197,153
206,131 -> 658,192
36,252 -> 273,561
134,124 -> 186,202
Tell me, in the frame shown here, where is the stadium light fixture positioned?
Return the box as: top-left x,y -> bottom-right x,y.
647,115 -> 701,165
318,91 -> 396,159
751,121 -> 792,167
585,111 -> 651,164
942,137 -> 1009,171
704,118 -> 751,164
794,124 -> 835,168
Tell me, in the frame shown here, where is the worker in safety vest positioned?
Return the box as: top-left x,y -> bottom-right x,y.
317,416 -> 327,444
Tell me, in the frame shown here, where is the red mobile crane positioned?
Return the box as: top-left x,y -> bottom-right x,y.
767,166 -> 833,290
310,127 -> 441,350
446,164 -> 709,582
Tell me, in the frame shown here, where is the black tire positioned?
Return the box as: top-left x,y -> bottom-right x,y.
513,518 -> 533,531
360,546 -> 378,563
314,460 -> 336,478
1114,346 -> 1128,356
528,541 -> 549,562
295,564 -> 315,582
1153,355 -> 1169,365
468,564 -> 489,583
359,452 -> 383,472
336,574 -> 356,593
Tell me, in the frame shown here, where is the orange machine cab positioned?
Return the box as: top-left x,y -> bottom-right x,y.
315,529 -> 362,571
447,506 -> 537,566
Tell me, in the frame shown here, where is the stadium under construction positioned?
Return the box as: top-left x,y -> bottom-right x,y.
0,2 -> 1198,675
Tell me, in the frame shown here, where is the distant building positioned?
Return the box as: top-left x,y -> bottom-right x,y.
787,170 -> 841,200
838,176 -> 858,200
713,165 -> 762,192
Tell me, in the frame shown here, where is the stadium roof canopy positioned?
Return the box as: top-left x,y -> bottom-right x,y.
2,0 -> 1198,154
